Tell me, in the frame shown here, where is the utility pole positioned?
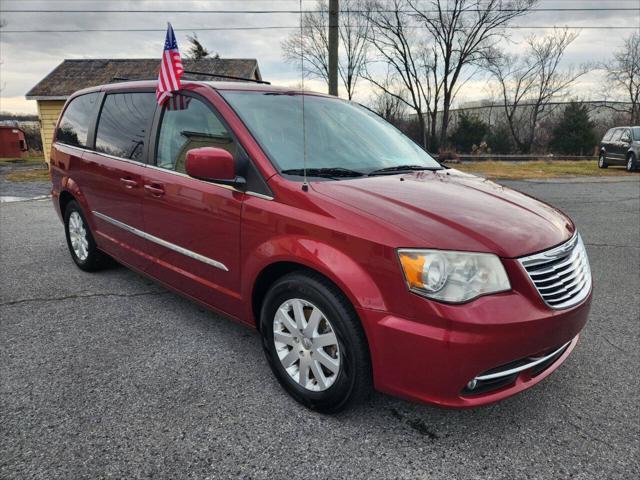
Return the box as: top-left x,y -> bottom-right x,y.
328,0 -> 339,96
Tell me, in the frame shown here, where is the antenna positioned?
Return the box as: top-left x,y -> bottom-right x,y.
299,0 -> 308,191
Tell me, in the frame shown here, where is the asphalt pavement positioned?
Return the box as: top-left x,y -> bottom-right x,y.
1,177 -> 639,479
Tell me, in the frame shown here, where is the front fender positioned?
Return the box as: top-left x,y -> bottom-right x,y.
243,235 -> 388,321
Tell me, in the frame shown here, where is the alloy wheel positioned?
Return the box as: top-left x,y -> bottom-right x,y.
273,298 -> 341,391
68,211 -> 89,261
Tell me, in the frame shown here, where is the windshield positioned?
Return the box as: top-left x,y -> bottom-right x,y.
632,127 -> 640,141
220,91 -> 441,176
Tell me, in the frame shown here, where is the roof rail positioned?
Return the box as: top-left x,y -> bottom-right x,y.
109,71 -> 270,85
182,69 -> 270,85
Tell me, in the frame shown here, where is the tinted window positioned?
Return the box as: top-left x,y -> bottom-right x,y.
620,128 -> 631,142
602,129 -> 615,142
610,129 -> 623,142
156,94 -> 235,173
56,93 -> 100,147
632,127 -> 640,141
95,93 -> 156,161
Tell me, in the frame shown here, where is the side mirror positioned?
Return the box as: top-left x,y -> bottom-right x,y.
185,147 -> 245,187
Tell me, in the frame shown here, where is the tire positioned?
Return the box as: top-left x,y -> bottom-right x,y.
260,271 -> 372,413
598,153 -> 608,168
626,153 -> 637,172
64,200 -> 110,271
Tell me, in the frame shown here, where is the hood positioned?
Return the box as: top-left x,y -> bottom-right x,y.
311,169 -> 574,258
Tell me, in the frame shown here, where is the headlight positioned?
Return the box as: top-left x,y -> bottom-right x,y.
398,249 -> 511,303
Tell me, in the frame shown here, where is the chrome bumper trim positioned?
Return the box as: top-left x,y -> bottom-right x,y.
475,339 -> 573,382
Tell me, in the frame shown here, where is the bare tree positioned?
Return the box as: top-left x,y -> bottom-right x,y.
370,75 -> 407,122
603,32 -> 640,124
338,3 -> 370,99
487,28 -> 587,153
409,0 -> 537,145
363,0 -> 441,149
281,0 -> 370,99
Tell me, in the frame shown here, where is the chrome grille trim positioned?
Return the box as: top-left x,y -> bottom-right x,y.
518,233 -> 591,309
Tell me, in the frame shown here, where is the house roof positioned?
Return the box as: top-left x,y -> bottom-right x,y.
26,58 -> 261,100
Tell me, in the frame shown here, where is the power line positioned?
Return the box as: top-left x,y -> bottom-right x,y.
2,8 -> 639,13
4,0 -> 631,2
1,26 -> 636,33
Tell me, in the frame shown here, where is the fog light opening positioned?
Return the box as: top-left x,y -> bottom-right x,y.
466,379 -> 478,390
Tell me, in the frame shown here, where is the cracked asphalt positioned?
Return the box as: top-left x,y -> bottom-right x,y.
1,178 -> 639,479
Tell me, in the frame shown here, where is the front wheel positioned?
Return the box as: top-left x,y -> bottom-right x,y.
64,200 -> 110,271
626,154 -> 637,172
260,272 -> 372,413
598,153 -> 608,169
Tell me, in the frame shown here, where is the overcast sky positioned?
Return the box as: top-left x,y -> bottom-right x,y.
0,0 -> 637,114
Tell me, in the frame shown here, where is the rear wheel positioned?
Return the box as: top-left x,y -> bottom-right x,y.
260,272 -> 372,413
598,153 -> 608,168
64,200 -> 110,271
626,153 -> 637,172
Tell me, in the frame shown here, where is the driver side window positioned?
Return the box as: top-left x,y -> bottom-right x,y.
156,94 -> 235,173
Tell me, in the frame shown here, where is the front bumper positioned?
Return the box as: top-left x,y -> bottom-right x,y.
359,259 -> 592,408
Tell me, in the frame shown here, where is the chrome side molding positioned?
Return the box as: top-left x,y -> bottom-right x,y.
93,211 -> 229,272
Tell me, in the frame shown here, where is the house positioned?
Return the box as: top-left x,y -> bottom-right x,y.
26,58 -> 262,162
0,126 -> 28,159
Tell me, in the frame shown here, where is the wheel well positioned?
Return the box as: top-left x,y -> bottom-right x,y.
59,190 -> 75,216
252,261 -> 351,330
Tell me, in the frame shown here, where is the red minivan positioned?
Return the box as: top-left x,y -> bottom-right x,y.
50,80 -> 592,412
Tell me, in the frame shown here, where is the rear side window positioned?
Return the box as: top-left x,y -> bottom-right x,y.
602,129 -> 615,142
610,129 -> 623,142
155,94 -> 235,173
95,92 -> 157,161
56,93 -> 100,148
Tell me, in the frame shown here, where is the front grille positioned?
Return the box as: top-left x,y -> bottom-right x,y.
518,233 -> 591,309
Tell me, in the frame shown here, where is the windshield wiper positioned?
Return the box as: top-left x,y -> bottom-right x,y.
368,164 -> 443,176
281,167 -> 366,178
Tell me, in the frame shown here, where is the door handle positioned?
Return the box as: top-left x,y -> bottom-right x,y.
119,177 -> 138,189
144,183 -> 165,196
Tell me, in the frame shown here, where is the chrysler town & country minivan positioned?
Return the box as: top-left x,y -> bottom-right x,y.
50,80 -> 592,412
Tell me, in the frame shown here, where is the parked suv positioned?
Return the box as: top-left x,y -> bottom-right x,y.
598,126 -> 640,171
50,81 -> 592,412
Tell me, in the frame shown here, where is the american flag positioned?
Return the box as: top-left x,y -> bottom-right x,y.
156,23 -> 184,105
166,94 -> 192,111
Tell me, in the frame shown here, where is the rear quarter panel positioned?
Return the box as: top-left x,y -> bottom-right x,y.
50,143 -> 89,222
